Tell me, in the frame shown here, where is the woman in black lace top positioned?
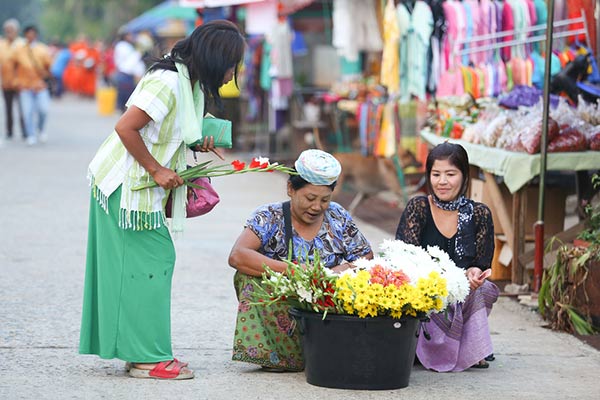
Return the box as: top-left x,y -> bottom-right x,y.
395,142 -> 499,372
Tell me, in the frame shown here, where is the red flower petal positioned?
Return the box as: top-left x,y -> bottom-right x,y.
249,158 -> 261,168
231,160 -> 245,171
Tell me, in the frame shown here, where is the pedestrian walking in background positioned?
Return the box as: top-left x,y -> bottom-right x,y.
11,25 -> 52,145
0,18 -> 26,141
395,142 -> 499,372
113,31 -> 145,112
49,42 -> 71,98
79,20 -> 246,380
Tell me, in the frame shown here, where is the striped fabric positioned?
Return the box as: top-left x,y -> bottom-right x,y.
88,69 -> 186,231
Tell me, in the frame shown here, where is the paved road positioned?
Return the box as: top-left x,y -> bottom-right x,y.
1,95 -> 599,399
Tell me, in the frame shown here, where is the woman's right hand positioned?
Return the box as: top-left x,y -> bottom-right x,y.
466,267 -> 485,291
152,166 -> 184,190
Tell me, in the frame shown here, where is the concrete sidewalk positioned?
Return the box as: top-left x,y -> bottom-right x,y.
1,95 -> 599,399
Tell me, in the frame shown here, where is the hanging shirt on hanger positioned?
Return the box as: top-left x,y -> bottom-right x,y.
426,0 -> 446,94
332,0 -> 383,62
501,0 -> 515,61
381,0 -> 401,94
397,0 -> 434,101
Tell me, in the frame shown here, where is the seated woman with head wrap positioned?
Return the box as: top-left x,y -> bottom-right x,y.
228,149 -> 374,372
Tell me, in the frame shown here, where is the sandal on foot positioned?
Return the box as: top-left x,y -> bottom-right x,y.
129,360 -> 194,380
126,358 -> 187,372
471,360 -> 489,369
485,353 -> 495,362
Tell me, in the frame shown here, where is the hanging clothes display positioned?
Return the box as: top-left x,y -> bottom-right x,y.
425,0 -> 446,94
397,0 -> 434,101
380,0 -> 401,93
332,0 -> 383,62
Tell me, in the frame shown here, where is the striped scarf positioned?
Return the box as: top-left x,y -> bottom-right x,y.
88,64 -> 204,232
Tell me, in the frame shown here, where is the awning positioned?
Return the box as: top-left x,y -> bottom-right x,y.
120,1 -> 196,35
179,0 -> 315,13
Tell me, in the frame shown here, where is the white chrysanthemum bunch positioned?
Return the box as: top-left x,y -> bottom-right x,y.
353,239 -> 470,310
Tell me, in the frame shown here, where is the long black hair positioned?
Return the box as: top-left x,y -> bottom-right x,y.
425,142 -> 470,197
148,19 -> 245,109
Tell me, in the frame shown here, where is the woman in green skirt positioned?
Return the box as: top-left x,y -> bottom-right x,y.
79,20 -> 245,380
228,150 -> 374,371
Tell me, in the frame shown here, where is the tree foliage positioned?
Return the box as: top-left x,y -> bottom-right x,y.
1,0 -> 163,44
0,0 -> 41,31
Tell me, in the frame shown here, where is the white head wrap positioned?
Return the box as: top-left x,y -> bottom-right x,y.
294,149 -> 341,186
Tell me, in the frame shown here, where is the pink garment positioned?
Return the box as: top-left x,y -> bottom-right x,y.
442,1 -> 459,71
511,57 -> 524,86
453,1 -> 467,68
526,0 -> 537,25
467,0 -> 483,65
501,1 -> 515,61
478,0 -> 494,63
497,59 -> 507,94
436,68 -> 465,97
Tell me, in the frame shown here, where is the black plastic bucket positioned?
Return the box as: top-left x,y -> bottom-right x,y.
289,308 -> 420,390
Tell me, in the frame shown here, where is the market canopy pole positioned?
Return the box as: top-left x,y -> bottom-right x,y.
534,0 -> 556,293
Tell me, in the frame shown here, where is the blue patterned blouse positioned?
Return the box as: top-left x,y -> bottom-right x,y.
245,202 -> 372,268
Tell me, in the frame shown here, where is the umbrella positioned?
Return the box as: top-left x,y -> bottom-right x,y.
179,0 -> 314,13
120,1 -> 196,34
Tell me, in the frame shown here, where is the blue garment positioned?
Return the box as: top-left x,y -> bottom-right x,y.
462,1 -> 473,66
50,49 -> 71,78
291,30 -> 308,56
19,88 -> 50,141
245,202 -> 372,268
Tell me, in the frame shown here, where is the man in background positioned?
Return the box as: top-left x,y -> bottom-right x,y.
0,18 -> 26,142
113,31 -> 145,113
11,25 -> 52,145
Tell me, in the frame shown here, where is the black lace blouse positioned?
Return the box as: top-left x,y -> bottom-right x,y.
395,196 -> 495,270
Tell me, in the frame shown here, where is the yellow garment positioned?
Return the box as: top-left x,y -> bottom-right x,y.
461,67 -> 473,96
219,64 -> 243,98
375,102 -> 397,157
380,0 -> 400,93
219,78 -> 240,98
525,58 -> 533,87
0,37 -> 24,90
11,41 -> 52,91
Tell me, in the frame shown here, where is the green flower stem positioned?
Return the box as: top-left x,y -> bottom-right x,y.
131,163 -> 297,191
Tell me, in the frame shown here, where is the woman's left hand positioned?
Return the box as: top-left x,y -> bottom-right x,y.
331,262 -> 353,274
466,267 -> 485,290
192,136 -> 224,160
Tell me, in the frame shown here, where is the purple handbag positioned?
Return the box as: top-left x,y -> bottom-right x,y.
165,177 -> 220,218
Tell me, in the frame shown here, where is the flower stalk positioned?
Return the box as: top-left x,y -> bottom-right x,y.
131,157 -> 297,191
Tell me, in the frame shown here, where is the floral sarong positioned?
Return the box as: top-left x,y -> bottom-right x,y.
232,272 -> 304,371
416,280 -> 499,372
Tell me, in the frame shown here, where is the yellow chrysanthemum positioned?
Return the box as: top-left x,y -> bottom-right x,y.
354,294 -> 369,310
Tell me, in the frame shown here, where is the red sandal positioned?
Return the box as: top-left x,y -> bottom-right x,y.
128,360 -> 194,380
